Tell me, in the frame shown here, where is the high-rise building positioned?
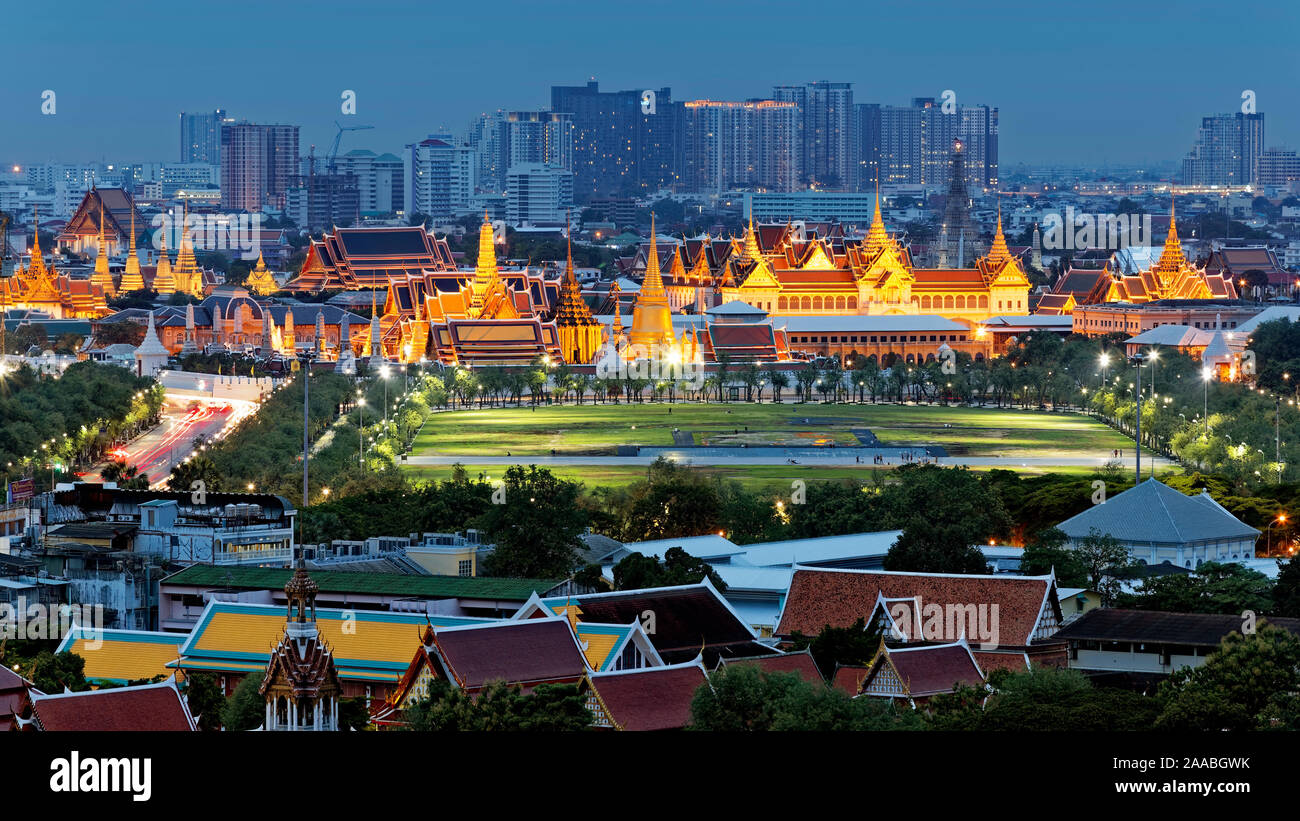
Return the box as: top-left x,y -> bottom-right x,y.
772,82 -> 854,190
220,122 -> 300,211
468,110 -> 507,194
409,135 -> 476,219
331,150 -> 405,215
677,100 -> 801,193
1258,148 -> 1300,188
505,163 -> 573,226
550,81 -> 675,202
180,110 -> 229,165
285,172 -> 360,232
1180,112 -> 1265,187
871,98 -> 997,190
502,111 -> 574,171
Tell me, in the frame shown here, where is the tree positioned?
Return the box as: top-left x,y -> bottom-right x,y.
688,665 -> 921,731
1156,620 -> 1300,731
1072,528 -> 1139,606
936,666 -> 1160,731
787,618 -> 881,680
28,651 -> 89,694
476,465 -> 587,578
1120,561 -> 1273,615
403,679 -> 592,731
1272,557 -> 1300,617
609,546 -> 727,591
184,672 -> 226,731
221,671 -> 266,731
1018,527 -> 1088,587
617,457 -> 723,542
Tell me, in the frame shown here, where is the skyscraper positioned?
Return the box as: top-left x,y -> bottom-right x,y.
180,110 -> 228,165
502,111 -> 574,171
1180,112 -> 1265,187
677,100 -> 801,193
332,150 -> 405,215
219,122 -> 299,211
772,81 -> 854,190
869,98 -> 997,190
550,81 -> 675,202
409,135 -> 476,219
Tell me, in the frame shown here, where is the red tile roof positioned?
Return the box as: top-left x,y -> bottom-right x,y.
831,664 -> 870,695
30,681 -> 196,731
433,618 -> 587,691
588,662 -> 708,730
776,568 -> 1056,646
722,650 -> 824,685
872,643 -> 984,697
971,650 -> 1029,673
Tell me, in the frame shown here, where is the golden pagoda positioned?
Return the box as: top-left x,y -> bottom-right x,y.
245,251 -> 278,296
119,209 -> 145,292
173,206 -> 204,298
469,212 -> 500,317
16,210 -> 62,305
552,214 -> 604,364
626,213 -> 677,352
91,203 -> 115,297
1091,199 -> 1232,304
153,224 -> 176,295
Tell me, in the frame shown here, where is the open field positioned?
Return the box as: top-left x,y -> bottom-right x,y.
410,402 -> 1141,460
402,461 -> 1178,492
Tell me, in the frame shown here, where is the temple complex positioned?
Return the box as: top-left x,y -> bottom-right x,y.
624,193 -> 1031,325
0,208 -> 110,318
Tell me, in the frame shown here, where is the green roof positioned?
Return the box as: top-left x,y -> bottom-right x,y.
162,565 -> 560,601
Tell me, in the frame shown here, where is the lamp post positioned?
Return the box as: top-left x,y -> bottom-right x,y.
357,395 -> 366,468
1129,352 -> 1145,486
1268,513 -> 1288,557
1202,366 -> 1212,439
380,364 -> 391,427
297,349 -> 314,546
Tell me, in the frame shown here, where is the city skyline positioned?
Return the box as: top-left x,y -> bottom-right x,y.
3,0 -> 1296,168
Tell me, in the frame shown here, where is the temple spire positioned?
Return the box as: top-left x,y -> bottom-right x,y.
641,212 -> 665,297
864,175 -> 890,256
985,197 -> 1011,266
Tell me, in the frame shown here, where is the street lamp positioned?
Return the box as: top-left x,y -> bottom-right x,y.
296,349 -> 314,548
1268,513 -> 1289,557
1202,366 -> 1212,439
1129,352 -> 1146,486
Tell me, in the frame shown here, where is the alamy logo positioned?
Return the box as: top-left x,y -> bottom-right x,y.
1042,207 -> 1151,251
888,599 -> 1000,649
640,90 -> 656,115
595,343 -> 704,388
50,752 -> 152,802
151,212 -> 263,261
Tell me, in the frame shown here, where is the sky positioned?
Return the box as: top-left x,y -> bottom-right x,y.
4,0 -> 1297,169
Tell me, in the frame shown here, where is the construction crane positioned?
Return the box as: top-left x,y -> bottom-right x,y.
0,213 -> 8,358
327,121 -> 374,173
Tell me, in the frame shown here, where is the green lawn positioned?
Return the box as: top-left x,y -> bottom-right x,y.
402,460 -> 1166,493
411,402 -> 1138,459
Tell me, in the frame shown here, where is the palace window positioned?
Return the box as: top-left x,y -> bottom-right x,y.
458,560 -> 472,577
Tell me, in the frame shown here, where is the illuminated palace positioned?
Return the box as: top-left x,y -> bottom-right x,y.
628,196 -> 1032,324
1,209 -> 110,319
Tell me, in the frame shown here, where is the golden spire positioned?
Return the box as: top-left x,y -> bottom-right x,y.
863,176 -> 890,256
641,212 -> 665,298
121,207 -> 144,290
1154,195 -> 1186,275
246,250 -> 276,296
742,214 -> 763,263
475,212 -> 498,283
92,202 -> 112,289
985,197 -> 1012,266
153,216 -> 175,295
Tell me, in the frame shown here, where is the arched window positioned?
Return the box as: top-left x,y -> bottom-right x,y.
921,296 -> 931,310
813,296 -> 823,311
979,295 -> 988,308
801,296 -> 811,311
956,295 -> 966,310
847,297 -> 857,310
944,295 -> 955,309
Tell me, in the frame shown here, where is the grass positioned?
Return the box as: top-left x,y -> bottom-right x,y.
401,461 -> 1169,493
410,402 -> 1139,459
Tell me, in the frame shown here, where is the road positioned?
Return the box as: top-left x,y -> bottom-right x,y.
85,400 -> 253,487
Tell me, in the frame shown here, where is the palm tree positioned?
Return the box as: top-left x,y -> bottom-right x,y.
766,368 -> 789,403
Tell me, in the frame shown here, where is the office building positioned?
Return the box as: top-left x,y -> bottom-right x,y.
179,109 -> 229,165
678,100 -> 800,193
409,135 -> 476,219
219,122 -> 300,211
1180,112 -> 1265,187
772,81 -> 854,190
551,81 -> 675,202
505,163 -> 573,226
331,150 -> 405,215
